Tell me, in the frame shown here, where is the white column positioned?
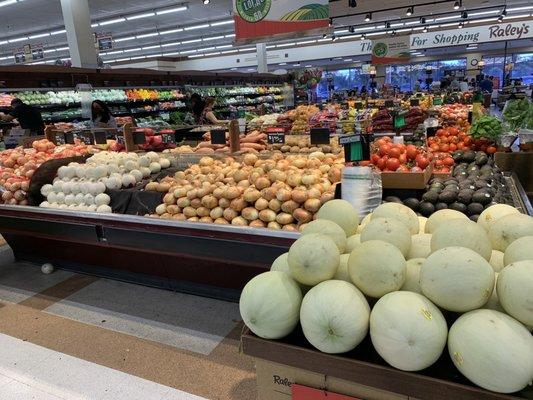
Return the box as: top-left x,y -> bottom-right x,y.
60,0 -> 98,68
256,43 -> 268,73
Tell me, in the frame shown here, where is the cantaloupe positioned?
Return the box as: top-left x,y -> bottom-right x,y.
334,254 -> 351,282
348,240 -> 406,298
316,199 -> 359,236
401,258 -> 424,294
488,213 -> 533,252
497,260 -> 533,326
489,250 -> 505,273
302,219 -> 346,253
270,253 -> 289,273
372,202 -> 419,234
430,219 -> 492,261
503,236 -> 533,267
418,216 -> 427,234
345,234 -> 361,254
408,233 -> 431,260
370,291 -> 447,371
300,280 -> 370,353
478,204 -> 520,232
361,217 -> 411,257
239,271 -> 302,339
288,233 -> 340,286
420,247 -> 494,312
448,309 -> 533,393
356,213 -> 372,234
425,209 -> 468,234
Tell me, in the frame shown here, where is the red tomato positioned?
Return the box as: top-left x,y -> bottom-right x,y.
399,153 -> 407,164
376,156 -> 388,170
442,157 -> 455,167
430,143 -> 440,152
439,167 -> 450,173
435,159 -> 444,167
375,138 -> 389,147
436,129 -> 445,137
371,154 -> 380,165
386,157 -> 400,171
457,142 -> 465,150
439,144 -> 450,152
405,145 -> 418,160
359,160 -> 372,167
448,143 -> 457,152
396,165 -> 410,172
448,127 -> 459,135
410,166 -> 423,173
388,147 -> 402,159
395,143 -> 406,153
379,144 -> 392,156
416,155 -> 430,170
486,146 -> 497,154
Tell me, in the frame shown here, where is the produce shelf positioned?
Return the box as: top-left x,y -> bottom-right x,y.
0,206 -> 296,301
242,328 -> 533,400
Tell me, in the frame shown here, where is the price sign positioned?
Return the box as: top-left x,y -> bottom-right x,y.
394,114 -> 406,129
161,133 -> 176,144
338,135 -> 360,146
78,131 -> 94,145
211,129 -> 227,145
385,100 -> 394,108
426,126 -> 440,138
93,130 -> 107,145
54,132 -> 66,145
354,101 -> 363,110
410,99 -> 420,107
310,128 -> 330,145
132,132 -> 146,145
292,384 -> 360,400
267,132 -> 285,144
65,132 -> 75,144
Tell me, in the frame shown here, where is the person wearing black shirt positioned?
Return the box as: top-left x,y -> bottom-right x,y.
0,99 -> 45,135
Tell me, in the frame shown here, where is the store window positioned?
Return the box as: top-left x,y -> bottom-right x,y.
317,68 -> 372,100
482,54 -> 533,86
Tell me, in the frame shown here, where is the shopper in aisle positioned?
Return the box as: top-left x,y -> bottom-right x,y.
200,97 -> 229,125
480,75 -> 494,93
459,78 -> 469,92
91,100 -> 117,129
0,98 -> 45,135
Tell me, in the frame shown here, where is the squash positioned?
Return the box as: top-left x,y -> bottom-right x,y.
488,213 -> 533,252
288,233 -> 340,286
401,258 -> 424,294
425,209 -> 468,234
239,271 -> 302,339
302,219 -> 346,253
478,204 -> 520,232
420,247 -> 494,312
372,203 -> 419,234
345,234 -> 361,254
334,254 -> 351,282
361,217 -> 411,258
489,250 -> 505,273
503,236 -> 533,267
300,280 -> 370,353
497,260 -> 533,326
316,199 -> 359,236
431,219 -> 492,261
408,233 -> 431,260
448,309 -> 533,393
370,291 -> 447,371
348,240 -> 406,298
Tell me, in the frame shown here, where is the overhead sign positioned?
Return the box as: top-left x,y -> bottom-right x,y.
371,36 -> 410,65
233,0 -> 329,44
13,43 -> 44,64
95,32 -> 113,51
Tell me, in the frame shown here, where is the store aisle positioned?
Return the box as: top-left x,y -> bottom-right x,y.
0,250 -> 256,400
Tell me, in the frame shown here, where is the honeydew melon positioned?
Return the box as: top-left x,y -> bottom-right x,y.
361,217 -> 411,257
372,202 -> 419,234
334,254 -> 351,282
418,216 -> 427,234
478,204 -> 520,232
420,247 -> 495,312
356,213 -> 372,234
370,291 -> 447,371
270,253 -> 289,273
497,260 -> 533,326
425,209 -> 468,234
430,219 -> 492,261
345,234 -> 361,254
401,258 -> 424,294
408,233 -> 431,260
503,236 -> 533,267
302,220 -> 346,253
448,309 -> 533,393
316,199 -> 359,236
239,271 -> 302,339
300,280 -> 369,354
489,250 -> 505,273
488,213 -> 533,252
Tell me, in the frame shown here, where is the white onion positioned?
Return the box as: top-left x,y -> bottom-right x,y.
149,162 -> 161,174
95,193 -> 111,207
130,169 -> 143,182
47,192 -> 58,203
52,180 -> 64,193
55,193 -> 65,204
121,174 -> 136,188
40,184 -> 53,197
140,167 -> 151,178
159,158 -> 171,169
64,194 -> 75,206
83,194 -> 95,205
96,204 -> 112,213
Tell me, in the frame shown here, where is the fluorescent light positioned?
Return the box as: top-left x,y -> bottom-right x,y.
335,29 -> 349,34
216,44 -> 232,49
365,32 -> 382,37
136,32 -> 158,38
189,54 -> 204,58
440,22 -> 459,27
29,33 -> 50,39
180,49 -> 197,54
43,49 -> 56,54
105,50 -> 123,55
276,42 -> 295,48
211,20 -> 234,26
435,14 -> 460,21
316,38 -> 330,42
126,12 -> 155,20
305,65 -> 312,67
239,47 -> 255,52
162,52 -> 180,56
225,33 -> 236,38
504,13 -> 530,19
279,63 -> 286,65
161,42 -> 181,47
184,24 -> 209,31
91,23 -> 99,28
390,23 -> 404,27
55,47 -> 69,51
8,37 -> 28,43
203,35 -> 225,41
50,29 -> 66,35
159,28 -> 183,35
196,47 -> 215,52
352,27 -> 368,32
220,49 -> 238,54
507,6 -> 533,12
404,20 -> 419,25
115,36 -> 135,42
123,47 -> 142,52
60,58 -> 70,61
344,59 -> 352,61
469,10 -> 499,16
156,5 -> 187,15
100,18 -> 126,26
471,17 -> 498,23
296,40 -> 316,45
114,58 -> 130,62
204,52 -> 220,56
396,28 -> 412,33
266,45 -> 276,49
142,45 -> 160,50
0,40 -> 6,45
182,39 -> 202,44
129,55 -> 146,60
0,0 -> 17,7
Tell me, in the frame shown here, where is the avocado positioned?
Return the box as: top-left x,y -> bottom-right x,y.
454,170 -> 469,179
469,214 -> 480,222
444,178 -> 458,185
475,153 -> 489,166
429,182 -> 445,191
449,202 -> 468,213
457,189 -> 474,204
480,165 -> 493,173
403,198 -> 420,211
458,180 -> 476,190
462,151 -> 476,163
445,184 -> 460,192
467,202 -> 484,215
435,202 -> 448,211
452,151 -> 464,162
419,201 -> 435,217
385,196 -> 403,203
472,190 -> 492,205
438,191 -> 457,203
474,180 -> 490,190
422,191 -> 439,203
430,178 -> 444,185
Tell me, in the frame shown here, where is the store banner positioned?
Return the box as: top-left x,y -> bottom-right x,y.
233,0 -> 329,44
371,36 -> 410,65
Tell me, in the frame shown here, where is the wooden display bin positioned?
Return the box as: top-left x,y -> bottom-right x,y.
242,328 -> 532,400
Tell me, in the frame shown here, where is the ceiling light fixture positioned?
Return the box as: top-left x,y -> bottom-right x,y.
454,1 -> 461,10
461,10 -> 468,19
210,20 -> 234,26
203,0 -> 210,4
99,17 -> 126,26
29,33 -> 49,39
364,13 -> 372,22
406,6 -> 413,16
0,0 -> 17,7
184,24 -> 209,30
385,21 -> 391,28
126,12 -> 155,20
498,14 -> 503,22
422,26 -> 428,33
156,6 -> 188,15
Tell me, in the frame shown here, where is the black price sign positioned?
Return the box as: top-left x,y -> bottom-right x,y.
78,131 -> 94,145
355,101 -> 363,110
65,132 -> 75,144
310,128 -> 330,145
93,130 -> 107,145
267,132 -> 285,144
410,99 -> 420,107
133,132 -> 146,145
468,111 -> 473,124
338,135 -> 360,146
54,132 -> 66,145
211,129 -> 227,145
385,100 -> 394,108
162,133 -> 176,144
426,126 -> 441,137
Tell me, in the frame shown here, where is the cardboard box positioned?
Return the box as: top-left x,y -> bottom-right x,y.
256,358 -> 409,400
380,164 -> 433,190
432,172 -> 452,180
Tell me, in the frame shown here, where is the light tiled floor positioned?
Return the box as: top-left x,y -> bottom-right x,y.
0,333 -> 207,400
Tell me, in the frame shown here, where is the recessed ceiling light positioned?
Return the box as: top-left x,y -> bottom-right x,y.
364,13 -> 371,22
203,0 -> 210,4
406,6 -> 413,16
454,1 -> 461,10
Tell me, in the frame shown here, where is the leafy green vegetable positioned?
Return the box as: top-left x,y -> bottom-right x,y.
503,98 -> 532,131
470,115 -> 503,140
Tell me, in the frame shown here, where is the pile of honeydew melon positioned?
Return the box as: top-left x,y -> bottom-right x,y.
39,151 -> 171,213
240,199 -> 533,394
